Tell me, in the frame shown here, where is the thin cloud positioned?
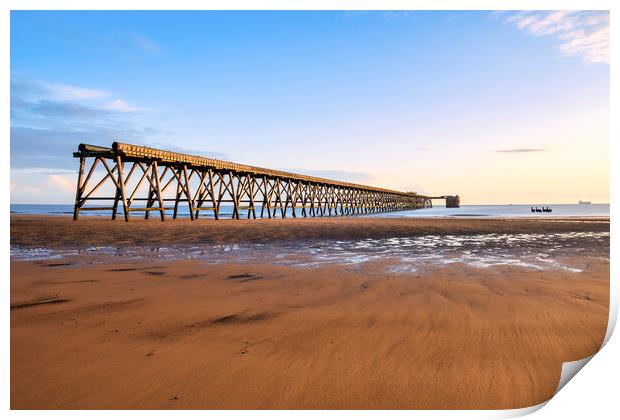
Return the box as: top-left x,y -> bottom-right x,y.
104,99 -> 138,113
133,34 -> 161,55
383,11 -> 416,21
494,148 -> 548,153
343,10 -> 417,21
47,174 -> 76,193
504,11 -> 609,64
10,182 -> 42,195
46,82 -> 109,101
31,100 -> 114,118
11,79 -> 109,102
343,11 -> 368,18
11,167 -> 75,175
11,78 -> 141,124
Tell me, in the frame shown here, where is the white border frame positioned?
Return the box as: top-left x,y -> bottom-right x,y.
2,1 -> 616,419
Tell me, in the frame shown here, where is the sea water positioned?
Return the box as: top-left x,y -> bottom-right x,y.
9,203 -> 611,219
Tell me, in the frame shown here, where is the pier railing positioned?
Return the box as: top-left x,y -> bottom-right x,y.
72,142 -> 433,221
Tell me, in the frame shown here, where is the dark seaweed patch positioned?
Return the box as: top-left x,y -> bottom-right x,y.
245,312 -> 272,322
226,273 -> 263,282
179,273 -> 206,279
212,314 -> 238,324
43,262 -> 72,267
11,297 -> 70,310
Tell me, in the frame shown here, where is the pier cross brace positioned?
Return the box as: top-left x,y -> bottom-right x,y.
73,142 -> 437,221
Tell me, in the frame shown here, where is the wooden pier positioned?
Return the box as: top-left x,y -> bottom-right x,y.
72,142 -> 438,221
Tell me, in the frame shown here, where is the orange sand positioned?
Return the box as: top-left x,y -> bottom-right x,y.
10,216 -> 609,409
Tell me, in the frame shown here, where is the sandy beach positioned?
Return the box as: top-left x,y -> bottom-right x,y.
10,215 -> 610,409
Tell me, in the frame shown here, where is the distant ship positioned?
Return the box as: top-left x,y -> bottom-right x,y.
578,200 -> 591,205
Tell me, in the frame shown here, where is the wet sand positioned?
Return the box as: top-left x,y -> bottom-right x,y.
10,215 -> 610,409
10,214 -> 609,248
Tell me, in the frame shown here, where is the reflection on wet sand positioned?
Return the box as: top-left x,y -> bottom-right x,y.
12,231 -> 609,273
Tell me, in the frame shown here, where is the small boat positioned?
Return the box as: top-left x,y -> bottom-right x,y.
578,200 -> 591,205
532,206 -> 552,213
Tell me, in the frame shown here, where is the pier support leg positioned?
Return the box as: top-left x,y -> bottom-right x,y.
116,156 -> 129,222
72,156 -> 85,221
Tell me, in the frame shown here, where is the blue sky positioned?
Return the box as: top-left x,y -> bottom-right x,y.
10,10 -> 609,204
